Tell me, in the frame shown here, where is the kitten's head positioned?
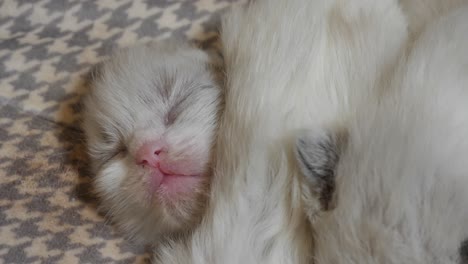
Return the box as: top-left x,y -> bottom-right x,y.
82,41 -> 223,244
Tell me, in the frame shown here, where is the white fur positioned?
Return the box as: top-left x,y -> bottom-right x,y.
399,0 -> 468,38
82,41 -> 222,244
303,6 -> 468,264
153,0 -> 408,263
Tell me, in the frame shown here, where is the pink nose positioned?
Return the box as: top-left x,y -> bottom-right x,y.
135,141 -> 166,168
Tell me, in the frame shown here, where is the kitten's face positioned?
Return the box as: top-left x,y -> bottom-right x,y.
83,42 -> 222,243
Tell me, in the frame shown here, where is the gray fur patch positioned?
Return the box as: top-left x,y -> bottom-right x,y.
461,239 -> 468,263
295,130 -> 340,211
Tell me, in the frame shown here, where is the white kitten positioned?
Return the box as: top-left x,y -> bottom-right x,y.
296,6 -> 468,264
82,40 -> 223,244
153,0 -> 407,263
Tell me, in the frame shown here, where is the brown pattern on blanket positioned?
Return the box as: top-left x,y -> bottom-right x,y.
0,1 -> 244,263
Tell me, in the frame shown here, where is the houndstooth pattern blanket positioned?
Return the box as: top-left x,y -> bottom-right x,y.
0,1 -> 244,263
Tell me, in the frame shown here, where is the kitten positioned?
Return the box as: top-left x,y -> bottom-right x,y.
82,40 -> 223,244
153,0 -> 407,263
296,6 -> 468,264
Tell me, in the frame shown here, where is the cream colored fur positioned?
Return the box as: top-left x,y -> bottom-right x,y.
298,6 -> 468,264
153,0 -> 408,263
399,0 -> 468,38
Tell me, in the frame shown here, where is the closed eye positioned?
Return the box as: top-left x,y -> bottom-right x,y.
164,84 -> 214,126
165,109 -> 177,126
100,130 -> 115,145
95,128 -> 127,169
96,143 -> 127,171
165,97 -> 186,126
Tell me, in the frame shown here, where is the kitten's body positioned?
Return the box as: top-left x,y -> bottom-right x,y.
82,41 -> 222,244
154,0 -> 407,263
297,6 -> 468,264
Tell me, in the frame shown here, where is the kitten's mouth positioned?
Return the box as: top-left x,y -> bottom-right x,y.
147,169 -> 201,195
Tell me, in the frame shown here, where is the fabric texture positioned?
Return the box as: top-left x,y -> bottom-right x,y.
0,1 -> 244,263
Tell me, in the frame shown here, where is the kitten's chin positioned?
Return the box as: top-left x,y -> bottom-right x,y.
96,161 -> 209,242
151,174 -> 206,205
149,173 -> 209,230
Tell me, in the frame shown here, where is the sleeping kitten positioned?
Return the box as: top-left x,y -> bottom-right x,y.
82,40 -> 223,244
295,6 -> 468,264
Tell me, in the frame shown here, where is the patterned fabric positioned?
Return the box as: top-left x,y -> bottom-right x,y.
0,1 -> 244,263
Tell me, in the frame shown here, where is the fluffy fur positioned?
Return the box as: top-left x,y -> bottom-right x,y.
153,0 -> 408,263
296,6 -> 468,264
399,0 -> 468,39
82,41 -> 223,244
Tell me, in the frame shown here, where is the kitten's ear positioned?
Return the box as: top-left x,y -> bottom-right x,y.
294,128 -> 344,214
